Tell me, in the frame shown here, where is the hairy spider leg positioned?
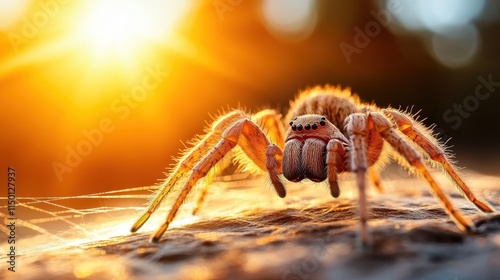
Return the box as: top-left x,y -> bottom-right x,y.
369,169 -> 384,193
191,170 -> 214,215
130,111 -> 246,233
344,114 -> 371,250
253,109 -> 286,149
368,112 -> 475,233
326,139 -> 346,198
383,109 -> 494,213
192,109 -> 286,214
266,143 -> 285,197
151,118 -> 283,242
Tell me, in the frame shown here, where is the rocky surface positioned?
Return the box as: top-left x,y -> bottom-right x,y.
3,169 -> 500,280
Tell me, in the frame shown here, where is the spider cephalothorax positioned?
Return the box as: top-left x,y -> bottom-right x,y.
131,85 -> 494,249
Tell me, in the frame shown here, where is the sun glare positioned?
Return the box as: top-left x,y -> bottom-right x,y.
77,0 -> 194,60
0,0 -> 196,90
0,0 -> 31,29
58,0 -> 196,102
81,1 -> 141,51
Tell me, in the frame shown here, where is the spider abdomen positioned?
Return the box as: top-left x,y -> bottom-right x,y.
283,138 -> 327,183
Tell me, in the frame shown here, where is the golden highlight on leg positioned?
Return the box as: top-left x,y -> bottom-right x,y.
152,139 -> 237,242
151,118 -> 281,242
369,169 -> 383,193
192,171 -> 214,215
151,223 -> 168,243
131,211 -> 152,233
130,111 -> 246,233
130,133 -> 222,232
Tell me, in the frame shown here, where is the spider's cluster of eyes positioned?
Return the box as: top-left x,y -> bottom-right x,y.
289,116 -> 327,131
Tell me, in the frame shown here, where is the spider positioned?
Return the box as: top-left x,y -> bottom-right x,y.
130,85 -> 494,249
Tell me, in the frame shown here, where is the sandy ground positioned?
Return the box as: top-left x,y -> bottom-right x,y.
2,167 -> 500,280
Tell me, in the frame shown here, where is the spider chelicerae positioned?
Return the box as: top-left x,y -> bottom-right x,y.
130,85 -> 494,249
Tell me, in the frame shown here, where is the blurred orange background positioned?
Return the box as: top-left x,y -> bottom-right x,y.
1,0 -> 499,199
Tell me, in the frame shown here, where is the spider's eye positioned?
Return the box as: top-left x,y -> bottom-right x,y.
305,124 -> 311,130
292,124 -> 297,131
311,123 -> 318,130
297,124 -> 303,131
319,120 -> 326,126
289,121 -> 293,126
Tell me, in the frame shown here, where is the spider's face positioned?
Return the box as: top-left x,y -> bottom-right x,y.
283,115 -> 345,183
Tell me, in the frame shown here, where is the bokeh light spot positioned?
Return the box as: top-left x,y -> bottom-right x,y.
430,24 -> 480,68
390,0 -> 486,33
384,0 -> 487,68
260,0 -> 318,42
418,0 -> 485,33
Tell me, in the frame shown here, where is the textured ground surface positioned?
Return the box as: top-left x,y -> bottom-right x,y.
2,167 -> 500,280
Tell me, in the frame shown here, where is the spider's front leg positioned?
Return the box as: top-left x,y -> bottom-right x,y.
130,111 -> 246,233
150,117 -> 285,243
344,114 -> 371,250
326,139 -> 346,198
192,109 -> 286,215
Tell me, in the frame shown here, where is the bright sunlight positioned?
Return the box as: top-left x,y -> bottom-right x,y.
78,0 -> 193,56
0,0 -> 196,92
